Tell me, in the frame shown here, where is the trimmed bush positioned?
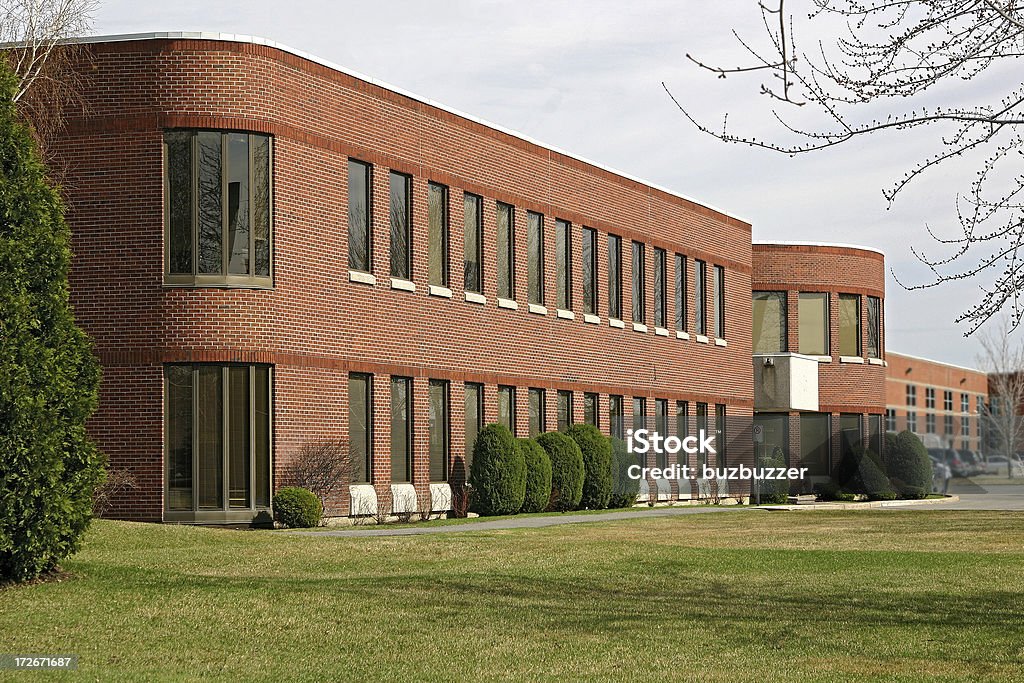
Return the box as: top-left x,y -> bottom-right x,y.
273,487 -> 322,528
469,424 -> 526,516
885,430 -> 932,499
608,437 -> 641,508
756,447 -> 790,504
813,481 -> 856,502
518,438 -> 552,513
536,431 -> 585,511
566,424 -> 613,510
835,447 -> 895,500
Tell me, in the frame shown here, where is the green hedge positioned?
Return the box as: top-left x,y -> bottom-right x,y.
756,447 -> 790,504
536,431 -> 585,511
835,447 -> 896,501
518,438 -> 552,513
566,424 -> 613,510
885,430 -> 932,499
469,424 -> 526,516
273,487 -> 322,528
608,437 -> 641,508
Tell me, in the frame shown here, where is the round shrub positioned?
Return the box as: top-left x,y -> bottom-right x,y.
835,447 -> 895,500
566,424 -> 613,510
608,437 -> 641,509
885,430 -> 932,499
518,438 -> 552,513
469,424 -> 526,516
536,431 -> 585,511
273,487 -> 322,528
813,481 -> 856,502
756,447 -> 790,504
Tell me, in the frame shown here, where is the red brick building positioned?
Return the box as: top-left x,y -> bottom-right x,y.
54,33 -> 763,523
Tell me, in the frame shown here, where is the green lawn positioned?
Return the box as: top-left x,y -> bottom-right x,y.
2,511 -> 1023,681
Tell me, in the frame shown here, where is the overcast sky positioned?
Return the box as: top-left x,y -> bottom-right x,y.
91,0 -> 1017,368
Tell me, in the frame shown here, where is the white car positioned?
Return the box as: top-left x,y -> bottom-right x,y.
984,455 -> 1024,477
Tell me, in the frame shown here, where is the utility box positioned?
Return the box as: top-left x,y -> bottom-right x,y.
753,353 -> 819,412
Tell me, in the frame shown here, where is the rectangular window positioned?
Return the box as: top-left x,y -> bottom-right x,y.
752,291 -> 787,353
868,414 -> 883,456
347,159 -> 372,272
464,383 -> 483,472
389,171 -> 412,279
675,401 -> 689,465
633,397 -> 647,433
428,182 -> 449,287
164,130 -> 272,284
926,387 -> 935,409
463,193 -> 483,293
944,414 -> 954,436
529,388 -> 546,437
961,416 -> 970,441
798,292 -> 829,356
886,408 -> 897,432
498,385 -> 516,436
696,403 -> 708,467
608,234 -> 622,320
944,390 -> 953,411
655,399 -> 668,469
584,392 -> 599,427
977,395 -> 984,414
349,373 -> 372,484
907,411 -> 918,432
674,254 -> 687,331
800,413 -> 831,476
654,248 -> 666,328
694,260 -> 707,335
838,294 -> 861,356
840,414 -> 862,461
165,365 -> 271,519
582,227 -> 597,315
556,219 -> 572,310
558,391 -> 573,432
632,241 -> 646,324
390,377 -> 412,482
754,413 -> 789,467
926,413 -> 936,433
528,211 -> 544,305
609,395 -> 624,439
713,265 -> 725,338
867,296 -> 881,358
961,393 -> 969,413
428,380 -> 449,482
907,384 -> 917,407
715,404 -> 727,465
496,202 -> 514,299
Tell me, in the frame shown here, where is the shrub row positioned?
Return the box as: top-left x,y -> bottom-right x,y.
815,429 -> 932,502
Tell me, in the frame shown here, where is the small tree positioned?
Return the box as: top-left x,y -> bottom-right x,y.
608,437 -> 640,509
536,432 -> 585,512
469,424 -> 526,516
885,430 -> 932,499
0,62 -> 104,582
978,318 -> 1024,478
518,438 -> 552,514
566,423 -> 613,510
290,437 -> 352,515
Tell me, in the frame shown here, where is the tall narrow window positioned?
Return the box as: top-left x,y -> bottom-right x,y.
798,292 -> 829,355
654,248 -> 666,328
944,390 -> 953,411
676,400 -> 689,466
389,171 -> 412,280
675,254 -> 687,332
348,159 -> 372,272
556,219 -> 572,310
694,260 -> 707,335
429,380 -> 449,482
498,385 -> 516,435
800,413 -> 831,476
164,130 -> 272,285
713,266 -> 725,338
866,296 -> 881,359
464,383 -> 483,471
654,399 -> 668,469
349,373 -> 372,484
529,388 -> 546,437
464,193 -> 483,293
840,414 -> 862,461
528,211 -> 544,305
558,391 -> 573,432
496,202 -> 514,299
584,393 -> 599,426
632,241 -> 646,324
608,234 -> 622,319
907,384 -> 917,406
632,397 -> 647,431
390,377 -> 412,482
714,404 -> 727,465
582,227 -> 597,315
428,182 -> 449,287
752,292 -> 787,353
609,395 -> 624,439
926,387 -> 935,409
695,402 -> 708,467
839,293 -> 861,356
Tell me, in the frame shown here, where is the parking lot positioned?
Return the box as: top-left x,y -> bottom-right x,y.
940,478 -> 1024,510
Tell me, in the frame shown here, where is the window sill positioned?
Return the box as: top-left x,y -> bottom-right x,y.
676,331 -> 690,340
867,357 -> 886,366
528,303 -> 548,315
583,314 -> 601,325
811,355 -> 832,363
840,356 -> 865,364
348,270 -> 376,285
715,338 -> 728,347
696,335 -> 709,344
655,327 -> 669,337
498,298 -> 519,310
162,276 -> 273,289
632,322 -> 648,333
391,278 -> 416,292
556,309 -> 575,320
609,318 -> 625,329
429,285 -> 452,298
464,291 -> 487,304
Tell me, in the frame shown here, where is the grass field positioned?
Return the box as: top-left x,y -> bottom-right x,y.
2,510 -> 1023,681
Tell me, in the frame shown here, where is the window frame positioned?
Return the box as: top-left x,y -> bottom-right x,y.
654,248 -> 667,328
713,265 -> 725,339
498,385 -> 516,436
752,291 -> 788,353
496,202 -> 515,299
694,259 -> 707,335
390,376 -> 414,483
558,390 -> 574,432
632,241 -> 646,324
349,372 -> 373,484
838,293 -> 861,356
798,292 -> 830,356
347,158 -> 372,273
556,218 -> 573,310
428,379 -> 450,482
427,182 -> 450,287
866,295 -> 881,358
389,171 -> 413,280
463,193 -> 484,293
674,254 -> 687,332
529,387 -> 547,437
584,392 -> 599,427
464,382 -> 484,473
608,234 -> 622,320
582,227 -> 598,315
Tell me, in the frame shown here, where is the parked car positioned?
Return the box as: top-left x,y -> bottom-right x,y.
984,455 -> 1024,477
928,448 -> 970,477
957,450 -> 986,476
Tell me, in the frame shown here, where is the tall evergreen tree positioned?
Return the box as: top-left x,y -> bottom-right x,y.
0,61 -> 104,582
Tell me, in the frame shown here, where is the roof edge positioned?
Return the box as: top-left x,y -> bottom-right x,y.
753,240 -> 885,257
886,350 -> 987,376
